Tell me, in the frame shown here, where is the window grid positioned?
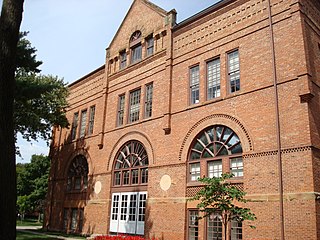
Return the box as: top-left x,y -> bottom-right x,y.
71,112 -> 79,140
141,168 -> 148,184
120,51 -> 127,70
78,209 -> 84,232
88,106 -> 95,135
131,44 -> 142,64
67,155 -> 88,192
230,157 -> 243,177
117,95 -> 125,126
112,195 -> 120,220
70,209 -> 78,231
129,89 -> 141,123
228,50 -> 240,93
207,58 -> 221,100
79,109 -> 87,138
207,212 -> 222,240
231,219 -> 243,240
190,163 -> 201,181
145,83 -> 153,118
129,194 -> 137,221
123,170 -> 130,185
188,210 -> 199,240
208,160 -> 223,178
138,194 -> 147,221
146,36 -> 154,56
63,209 -> 68,230
120,195 -> 128,221
190,66 -> 200,105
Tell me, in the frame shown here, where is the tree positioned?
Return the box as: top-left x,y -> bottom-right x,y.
189,173 -> 256,240
14,32 -> 69,143
16,155 -> 50,220
0,0 -> 25,238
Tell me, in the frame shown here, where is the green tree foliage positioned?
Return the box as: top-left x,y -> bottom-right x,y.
14,32 -> 69,142
189,173 -> 256,240
16,154 -> 50,216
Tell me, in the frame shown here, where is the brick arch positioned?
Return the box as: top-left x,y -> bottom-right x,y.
64,149 -> 93,177
179,114 -> 253,162
107,131 -> 154,172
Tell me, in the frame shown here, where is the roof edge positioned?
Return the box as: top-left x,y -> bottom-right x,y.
68,64 -> 105,88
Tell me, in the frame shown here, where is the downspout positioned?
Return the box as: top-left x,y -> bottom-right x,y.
267,1 -> 285,239
48,126 -> 62,230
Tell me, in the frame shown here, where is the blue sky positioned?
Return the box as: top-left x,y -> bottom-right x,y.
6,0 -> 220,162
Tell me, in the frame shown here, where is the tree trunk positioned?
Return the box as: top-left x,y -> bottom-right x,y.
0,0 -> 24,239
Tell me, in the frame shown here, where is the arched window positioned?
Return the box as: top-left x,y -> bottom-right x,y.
130,30 -> 142,64
67,155 -> 88,191
113,140 -> 148,186
110,140 -> 148,235
188,125 -> 243,181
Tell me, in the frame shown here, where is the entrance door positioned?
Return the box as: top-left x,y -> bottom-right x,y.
109,191 -> 147,235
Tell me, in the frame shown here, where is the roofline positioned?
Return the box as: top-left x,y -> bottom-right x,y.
173,0 -> 236,31
68,64 -> 105,88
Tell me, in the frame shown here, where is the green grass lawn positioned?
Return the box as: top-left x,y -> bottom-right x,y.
16,230 -> 59,240
16,218 -> 42,227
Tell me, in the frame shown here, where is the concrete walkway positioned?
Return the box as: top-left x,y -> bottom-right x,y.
16,226 -> 85,240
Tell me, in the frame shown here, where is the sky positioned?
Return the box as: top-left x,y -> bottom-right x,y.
5,0 -> 220,162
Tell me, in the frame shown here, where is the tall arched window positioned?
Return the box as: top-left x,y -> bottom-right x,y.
113,140 -> 148,186
188,125 -> 243,182
130,30 -> 142,64
67,155 -> 88,191
110,140 -> 148,235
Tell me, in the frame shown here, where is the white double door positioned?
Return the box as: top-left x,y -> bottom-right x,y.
110,191 -> 147,235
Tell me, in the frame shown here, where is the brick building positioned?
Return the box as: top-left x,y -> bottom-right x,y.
44,0 -> 320,239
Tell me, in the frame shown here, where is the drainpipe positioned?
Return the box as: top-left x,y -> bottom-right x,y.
267,1 -> 285,239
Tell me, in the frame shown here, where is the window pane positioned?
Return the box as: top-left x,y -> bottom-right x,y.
117,95 -> 125,126
120,51 -> 127,69
74,177 -> 81,190
207,58 -> 221,100
230,157 -> 243,177
120,195 -> 128,221
129,89 -> 141,123
208,160 -> 222,178
63,209 -> 68,231
70,209 -> 78,231
231,219 -> 243,240
114,172 -> 121,186
131,44 -> 142,64
188,210 -> 199,240
190,163 -> 200,181
207,212 -> 222,240
190,66 -> 200,104
112,195 -> 120,220
123,170 -> 130,185
228,50 -> 240,93
141,168 -> 148,184
129,194 -> 137,221
79,110 -> 87,138
78,209 -> 84,232
71,112 -> 79,140
138,194 -> 146,221
146,37 -> 154,56
131,169 -> 139,184
145,83 -> 153,118
88,106 -> 95,135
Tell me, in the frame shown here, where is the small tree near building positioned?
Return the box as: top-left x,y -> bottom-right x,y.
189,173 -> 256,240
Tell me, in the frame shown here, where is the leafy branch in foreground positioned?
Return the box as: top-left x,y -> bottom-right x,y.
189,173 -> 256,240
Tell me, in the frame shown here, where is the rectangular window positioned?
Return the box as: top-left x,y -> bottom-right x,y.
71,112 -> 79,140
78,209 -> 84,232
145,83 -> 153,118
190,163 -> 200,181
129,89 -> 141,123
112,194 -> 120,220
190,65 -> 200,105
70,209 -> 78,231
188,210 -> 199,240
208,160 -> 222,178
231,219 -> 242,240
63,209 -> 69,231
120,51 -> 127,69
131,44 -> 142,64
123,170 -> 130,185
207,58 -> 221,100
114,172 -> 121,186
146,36 -> 154,56
228,50 -> 240,93
74,177 -> 81,190
141,168 -> 148,184
138,193 -> 147,222
88,105 -> 95,135
79,109 -> 87,138
131,169 -> 139,184
129,194 -> 137,221
230,157 -> 243,177
120,195 -> 128,221
207,212 -> 222,240
117,94 -> 125,126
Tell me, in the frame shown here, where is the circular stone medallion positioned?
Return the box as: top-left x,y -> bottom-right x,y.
94,181 -> 102,194
160,174 -> 172,191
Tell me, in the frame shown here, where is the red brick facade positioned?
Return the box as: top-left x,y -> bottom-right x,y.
44,0 -> 320,239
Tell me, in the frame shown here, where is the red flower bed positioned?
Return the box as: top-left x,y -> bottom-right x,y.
94,235 -> 158,240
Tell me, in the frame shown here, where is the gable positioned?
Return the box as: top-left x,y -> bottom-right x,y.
108,0 -> 168,58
